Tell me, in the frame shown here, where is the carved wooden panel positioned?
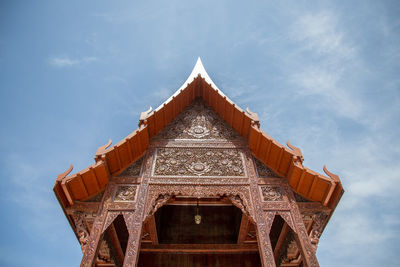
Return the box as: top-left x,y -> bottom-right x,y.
253,157 -> 281,178
145,184 -> 255,223
113,185 -> 138,202
260,185 -> 283,201
154,99 -> 242,141
153,148 -> 245,177
118,157 -> 143,177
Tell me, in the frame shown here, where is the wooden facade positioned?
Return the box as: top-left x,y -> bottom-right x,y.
54,58 -> 343,267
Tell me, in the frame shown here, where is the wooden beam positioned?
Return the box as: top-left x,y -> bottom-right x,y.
107,223 -> 125,265
237,214 -> 250,244
147,215 -> 158,245
273,223 -> 290,263
139,243 -> 259,253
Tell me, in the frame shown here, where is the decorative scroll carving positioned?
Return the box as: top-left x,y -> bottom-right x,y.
149,177 -> 249,185
253,157 -> 280,178
118,157 -> 143,177
261,186 -> 283,201
145,185 -> 254,223
310,212 -> 328,250
150,140 -> 247,149
154,99 -> 241,140
154,148 -> 245,177
107,202 -> 135,211
148,194 -> 172,217
114,185 -> 137,202
72,212 -> 89,252
229,194 -> 251,219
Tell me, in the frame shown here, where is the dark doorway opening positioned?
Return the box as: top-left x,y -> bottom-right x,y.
155,204 -> 242,244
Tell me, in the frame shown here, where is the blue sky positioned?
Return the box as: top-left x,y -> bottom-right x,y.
0,1 -> 399,266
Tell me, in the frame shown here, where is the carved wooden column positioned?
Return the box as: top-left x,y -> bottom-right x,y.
284,182 -> 320,267
245,152 -> 276,267
122,149 -> 154,267
80,183 -> 115,267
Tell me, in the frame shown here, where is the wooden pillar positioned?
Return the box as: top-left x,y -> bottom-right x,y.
245,152 -> 276,267
122,150 -> 154,267
79,185 -> 115,267
237,214 -> 250,244
285,183 -> 320,267
256,212 -> 277,267
80,211 -> 107,267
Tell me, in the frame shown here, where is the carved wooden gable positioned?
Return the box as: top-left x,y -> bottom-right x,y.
154,99 -> 242,141
150,99 -> 248,179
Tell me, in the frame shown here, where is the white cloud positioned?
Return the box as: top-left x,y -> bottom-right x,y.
290,68 -> 363,119
288,12 -> 364,120
291,12 -> 355,58
49,56 -> 98,67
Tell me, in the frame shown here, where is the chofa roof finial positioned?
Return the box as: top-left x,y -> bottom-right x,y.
57,164 -> 73,182
246,107 -> 260,127
286,140 -> 304,164
139,106 -> 153,126
95,139 -> 112,157
323,165 -> 340,182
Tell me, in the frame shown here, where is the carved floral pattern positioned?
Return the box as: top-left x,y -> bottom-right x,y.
309,212 -> 328,250
260,186 -> 283,201
118,157 -> 143,177
114,185 -> 137,202
153,148 -> 245,177
72,212 -> 89,252
145,184 -> 255,223
154,100 -> 241,140
253,157 -> 281,178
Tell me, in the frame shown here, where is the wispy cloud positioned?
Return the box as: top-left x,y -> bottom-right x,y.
291,11 -> 355,58
288,11 -> 364,120
290,67 -> 362,119
49,56 -> 98,67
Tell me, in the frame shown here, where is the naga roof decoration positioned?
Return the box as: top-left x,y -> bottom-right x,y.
54,58 -> 343,212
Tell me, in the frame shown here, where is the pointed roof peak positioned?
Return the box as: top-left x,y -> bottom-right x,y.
159,58 -> 225,110
175,57 -> 225,97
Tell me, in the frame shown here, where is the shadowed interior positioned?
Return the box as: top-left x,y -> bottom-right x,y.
155,205 -> 242,244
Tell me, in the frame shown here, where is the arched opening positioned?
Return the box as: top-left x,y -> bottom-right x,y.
138,195 -> 261,267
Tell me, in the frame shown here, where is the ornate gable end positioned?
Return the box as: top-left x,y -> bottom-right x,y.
151,99 -> 247,178
153,99 -> 242,141
54,57 -> 343,210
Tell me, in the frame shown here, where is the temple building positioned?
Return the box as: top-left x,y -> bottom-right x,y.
54,58 -> 344,267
